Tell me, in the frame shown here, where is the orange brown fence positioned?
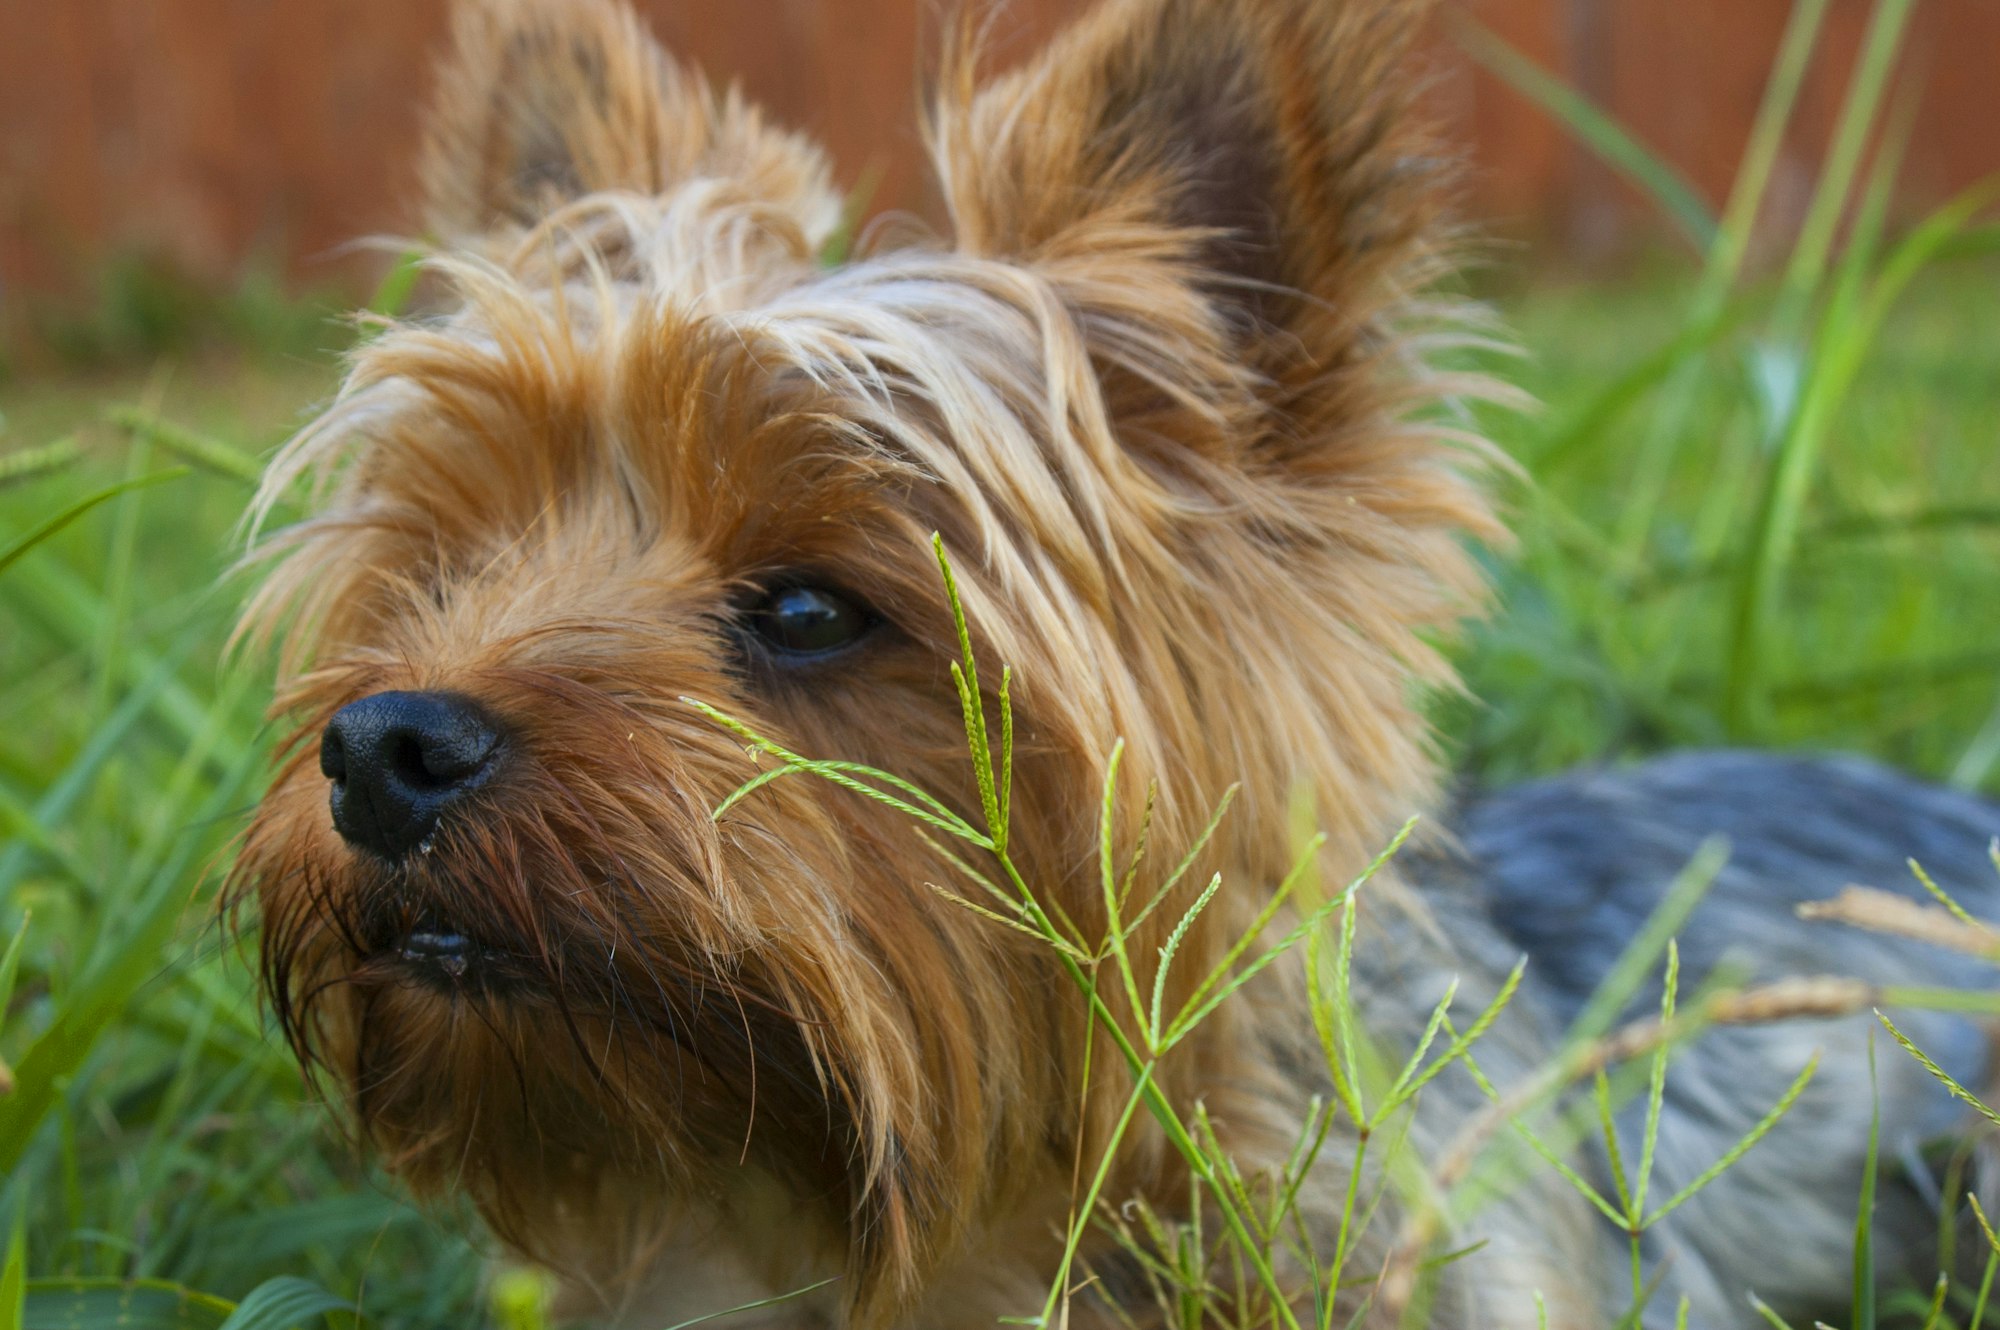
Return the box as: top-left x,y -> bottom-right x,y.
1,0 -> 1995,319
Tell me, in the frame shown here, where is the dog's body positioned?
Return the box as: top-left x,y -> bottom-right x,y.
230,0 -> 2000,1326
1449,753 -> 2000,1325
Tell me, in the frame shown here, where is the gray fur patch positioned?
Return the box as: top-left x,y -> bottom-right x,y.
1452,752 -> 2000,1327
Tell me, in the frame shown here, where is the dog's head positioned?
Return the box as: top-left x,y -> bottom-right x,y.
231,0 -> 1495,1318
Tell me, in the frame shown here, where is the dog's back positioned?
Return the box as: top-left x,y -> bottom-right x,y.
1460,752 -> 2000,1326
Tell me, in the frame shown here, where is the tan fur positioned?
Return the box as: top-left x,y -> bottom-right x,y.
230,1 -> 1570,1326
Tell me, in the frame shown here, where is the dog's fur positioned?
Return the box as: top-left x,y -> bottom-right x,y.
228,0 -> 2000,1326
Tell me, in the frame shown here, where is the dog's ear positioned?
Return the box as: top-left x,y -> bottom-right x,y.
935,0 -> 1449,368
420,0 -> 833,241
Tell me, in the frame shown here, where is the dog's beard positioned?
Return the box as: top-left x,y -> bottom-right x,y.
225,661 -> 1058,1327
232,708 -> 883,1282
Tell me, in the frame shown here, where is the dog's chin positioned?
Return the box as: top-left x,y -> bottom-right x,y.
373,924 -> 535,996
345,872 -> 555,1001
316,829 -> 600,1003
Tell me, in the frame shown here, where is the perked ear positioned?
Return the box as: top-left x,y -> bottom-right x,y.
935,0 -> 1450,363
420,0 -> 835,242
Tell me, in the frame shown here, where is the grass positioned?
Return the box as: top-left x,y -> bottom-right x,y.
1453,0 -> 2000,786
1447,255 -> 2000,789
0,352 -> 489,1327
1,0 -> 1998,1319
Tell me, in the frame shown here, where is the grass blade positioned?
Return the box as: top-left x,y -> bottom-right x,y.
1,1210 -> 23,1330
23,1280 -> 232,1330
0,469 -> 188,578
1643,1052 -> 1819,1225
1454,18 -> 1716,251
1771,0 -> 1916,341
1878,1010 -> 2000,1129
659,1278 -> 841,1330
1725,179 -> 1999,732
0,437 -> 83,488
1852,1036 -> 1881,1330
214,1277 -> 349,1330
1564,839 -> 1727,1046
107,408 -> 265,487
1609,0 -> 1830,561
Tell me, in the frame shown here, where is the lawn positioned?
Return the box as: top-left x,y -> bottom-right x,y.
0,242 -> 1996,1326
0,338 -> 493,1323
1456,259 -> 2000,787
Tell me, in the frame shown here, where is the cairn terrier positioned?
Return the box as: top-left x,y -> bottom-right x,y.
230,0 -> 2000,1325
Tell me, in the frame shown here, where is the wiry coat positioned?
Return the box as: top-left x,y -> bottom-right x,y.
227,0 -> 2000,1327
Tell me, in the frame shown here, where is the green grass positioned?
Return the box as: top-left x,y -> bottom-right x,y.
0,353 -> 488,1327
1447,256 -> 2000,789
1451,0 -> 2000,789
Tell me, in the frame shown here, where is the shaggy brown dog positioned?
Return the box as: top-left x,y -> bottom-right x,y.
229,1 -> 2000,1327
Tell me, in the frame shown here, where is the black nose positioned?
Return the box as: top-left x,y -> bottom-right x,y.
320,691 -> 501,862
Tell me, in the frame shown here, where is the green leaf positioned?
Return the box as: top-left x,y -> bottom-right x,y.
817,165 -> 884,269
1096,740 -> 1150,1027
1454,18 -> 1716,251
196,1196 -> 424,1271
1529,303 -> 1747,474
1150,872 -> 1223,1042
0,912 -> 28,1032
1632,940 -> 1681,1218
1122,785 -> 1238,937
0,736 -> 263,1175
1917,1270 -> 1948,1330
1643,1051 -> 1819,1225
1376,978 -> 1459,1114
0,469 -> 188,578
1878,1010 -> 2000,1130
1937,223 -> 2000,261
107,408 -> 264,487
685,700 -> 987,848
1606,0 -> 1828,558
1973,1244 -> 2000,1330
1723,185 -> 1998,733
0,437 -> 83,488
1907,856 -> 1987,931
1174,821 -> 1413,1058
1564,839 -> 1727,1046
2,1210 -> 25,1330
213,1277 -> 348,1330
3,560 -> 229,760
1746,1293 -> 1799,1330
1377,962 -> 1524,1122
1973,1192 -> 2000,1256
932,536 -> 1001,841
1853,1035 -> 1880,1330
1771,0 -> 1916,341
23,1280 -> 232,1330
366,247 -> 426,317
1596,1067 -> 1633,1215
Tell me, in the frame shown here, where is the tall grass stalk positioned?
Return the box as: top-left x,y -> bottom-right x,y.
1460,0 -> 1998,776
1608,0 -> 1829,568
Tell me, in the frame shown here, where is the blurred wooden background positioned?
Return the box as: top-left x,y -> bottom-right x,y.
1,0 -> 1996,311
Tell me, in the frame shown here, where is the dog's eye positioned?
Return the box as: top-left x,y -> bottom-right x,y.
745,585 -> 873,657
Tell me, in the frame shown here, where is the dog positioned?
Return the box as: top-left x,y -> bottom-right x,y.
228,0 -> 2000,1325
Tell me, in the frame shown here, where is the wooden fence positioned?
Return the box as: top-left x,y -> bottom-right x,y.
1,0 -> 1994,310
